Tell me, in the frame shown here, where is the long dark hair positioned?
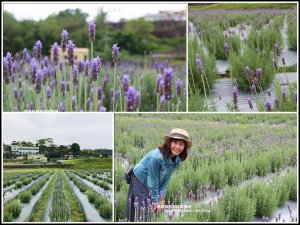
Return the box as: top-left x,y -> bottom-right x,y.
159,138 -> 188,161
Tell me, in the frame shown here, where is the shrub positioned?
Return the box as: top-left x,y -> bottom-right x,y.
20,190 -> 32,203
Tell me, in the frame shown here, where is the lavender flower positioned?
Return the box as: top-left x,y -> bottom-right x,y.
176,79 -> 183,96
30,58 -> 38,84
233,86 -> 238,111
224,42 -> 230,58
72,65 -> 79,85
78,60 -> 84,73
46,86 -> 51,100
61,29 -> 69,53
23,48 -> 28,60
3,57 -> 10,84
163,67 -> 173,100
122,74 -> 130,95
103,76 -> 108,91
275,43 -> 280,56
35,70 -> 43,93
115,90 -> 120,102
88,21 -> 96,43
13,87 -> 18,100
34,40 -> 42,61
51,42 -> 60,65
66,81 -> 70,92
72,96 -> 76,111
98,86 -> 103,100
84,60 -> 89,77
5,52 -> 13,77
59,102 -> 65,112
156,74 -> 162,93
67,40 -> 75,66
281,56 -> 285,66
256,68 -> 262,79
196,53 -> 204,72
294,90 -> 297,103
248,97 -> 253,110
245,66 -> 251,76
60,81 -> 65,93
91,58 -> 99,82
265,100 -> 272,111
59,61 -> 64,73
126,86 -> 137,112
86,97 -> 91,111
112,43 -> 120,64
100,106 -> 106,112
18,78 -> 22,88
272,59 -> 278,69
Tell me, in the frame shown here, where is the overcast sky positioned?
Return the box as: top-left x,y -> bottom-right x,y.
2,113 -> 113,150
3,2 -> 186,22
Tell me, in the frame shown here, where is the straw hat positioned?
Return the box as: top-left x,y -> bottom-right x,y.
164,128 -> 192,148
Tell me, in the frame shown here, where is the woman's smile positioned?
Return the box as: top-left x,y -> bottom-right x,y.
170,140 -> 185,157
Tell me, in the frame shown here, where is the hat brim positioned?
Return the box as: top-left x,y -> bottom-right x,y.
164,135 -> 192,148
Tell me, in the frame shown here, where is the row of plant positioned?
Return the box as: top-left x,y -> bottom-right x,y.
3,172 -> 53,222
72,170 -> 111,190
66,171 -> 112,220
3,171 -> 45,189
169,168 -> 297,222
29,173 -> 57,221
75,169 -> 112,184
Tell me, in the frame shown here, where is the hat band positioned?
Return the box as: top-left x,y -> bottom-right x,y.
170,133 -> 188,141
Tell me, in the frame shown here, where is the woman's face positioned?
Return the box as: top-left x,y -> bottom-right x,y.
170,139 -> 185,157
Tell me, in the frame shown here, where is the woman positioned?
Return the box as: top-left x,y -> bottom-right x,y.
125,128 -> 192,222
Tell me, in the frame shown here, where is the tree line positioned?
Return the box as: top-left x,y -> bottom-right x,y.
3,8 -> 185,61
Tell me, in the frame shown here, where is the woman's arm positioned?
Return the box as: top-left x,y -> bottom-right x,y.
146,156 -> 161,203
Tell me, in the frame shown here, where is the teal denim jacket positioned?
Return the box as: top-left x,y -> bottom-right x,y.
133,148 -> 181,203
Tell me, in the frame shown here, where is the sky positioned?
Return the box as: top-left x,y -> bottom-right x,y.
2,113 -> 113,150
3,2 -> 186,22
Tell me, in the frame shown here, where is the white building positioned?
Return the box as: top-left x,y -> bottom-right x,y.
144,10 -> 186,21
11,144 -> 40,155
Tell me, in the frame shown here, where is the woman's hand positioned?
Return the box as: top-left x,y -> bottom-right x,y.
154,200 -> 165,213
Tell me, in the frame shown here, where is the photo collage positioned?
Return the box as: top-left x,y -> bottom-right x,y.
2,1 -> 298,223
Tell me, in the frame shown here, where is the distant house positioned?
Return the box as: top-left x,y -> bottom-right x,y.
11,143 -> 39,155
50,48 -> 89,62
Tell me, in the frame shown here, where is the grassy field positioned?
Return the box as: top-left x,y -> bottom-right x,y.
189,3 -> 296,10
62,158 -> 112,169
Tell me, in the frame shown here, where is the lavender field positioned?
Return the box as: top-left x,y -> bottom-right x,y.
3,15 -> 186,112
188,4 -> 297,112
114,114 -> 297,222
3,169 -> 112,222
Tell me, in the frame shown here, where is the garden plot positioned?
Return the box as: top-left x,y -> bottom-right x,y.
14,174 -> 53,222
114,114 -> 297,222
188,8 -> 297,112
3,170 -> 112,222
65,173 -> 108,222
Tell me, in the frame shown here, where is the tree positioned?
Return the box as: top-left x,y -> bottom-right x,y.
71,143 -> 80,155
